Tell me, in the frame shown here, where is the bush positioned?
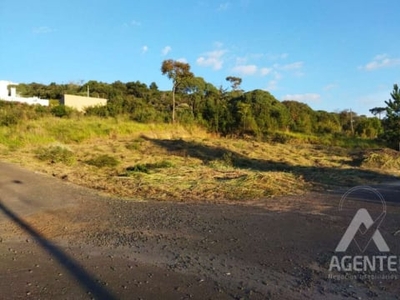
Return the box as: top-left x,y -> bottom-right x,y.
35,145 -> 75,165
270,132 -> 292,144
85,105 -> 111,117
0,111 -> 20,126
51,105 -> 74,118
86,154 -> 119,168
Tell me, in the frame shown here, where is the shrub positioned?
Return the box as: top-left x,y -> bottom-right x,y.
85,105 -> 111,117
270,132 -> 292,144
0,111 -> 20,126
51,105 -> 74,118
35,145 -> 75,165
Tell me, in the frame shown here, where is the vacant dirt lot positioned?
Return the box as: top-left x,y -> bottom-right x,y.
0,162 -> 400,299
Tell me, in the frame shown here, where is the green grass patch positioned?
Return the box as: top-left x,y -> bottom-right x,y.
124,160 -> 174,174
85,154 -> 120,168
35,145 -> 75,165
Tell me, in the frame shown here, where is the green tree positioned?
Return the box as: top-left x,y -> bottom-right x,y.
149,82 -> 158,91
161,59 -> 194,123
236,102 -> 259,135
233,90 -> 290,133
179,76 -> 210,119
369,107 -> 386,120
282,100 -> 316,133
202,85 -> 231,134
381,84 -> 400,148
354,116 -> 382,138
226,76 -> 242,91
315,111 -> 341,134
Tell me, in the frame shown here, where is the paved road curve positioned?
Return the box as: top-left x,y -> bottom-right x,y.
1,162 -> 400,299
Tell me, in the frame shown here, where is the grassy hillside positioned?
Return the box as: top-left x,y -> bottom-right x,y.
0,116 -> 398,202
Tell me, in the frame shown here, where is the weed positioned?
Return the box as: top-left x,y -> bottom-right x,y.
50,105 -> 75,118
124,160 -> 174,174
86,154 -> 119,168
126,164 -> 149,173
271,132 -> 292,144
125,138 -> 145,151
35,145 -> 75,165
208,152 -> 234,169
222,152 -> 234,167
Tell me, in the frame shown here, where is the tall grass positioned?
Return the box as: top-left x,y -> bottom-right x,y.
265,131 -> 383,149
0,115 -> 205,149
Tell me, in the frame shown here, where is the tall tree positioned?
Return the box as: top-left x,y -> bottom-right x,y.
382,84 -> 400,149
369,107 -> 386,120
226,76 -> 242,91
161,59 -> 194,123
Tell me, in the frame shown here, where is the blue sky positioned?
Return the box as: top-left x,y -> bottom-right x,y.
1,0 -> 399,116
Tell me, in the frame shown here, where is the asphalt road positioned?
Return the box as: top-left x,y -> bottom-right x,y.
1,161 -> 399,221
0,162 -> 83,220
1,161 -> 400,300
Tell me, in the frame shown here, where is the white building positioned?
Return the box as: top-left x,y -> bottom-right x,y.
0,80 -> 49,106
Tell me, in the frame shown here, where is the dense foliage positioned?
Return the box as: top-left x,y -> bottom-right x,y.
381,84 -> 400,149
1,62 -> 390,144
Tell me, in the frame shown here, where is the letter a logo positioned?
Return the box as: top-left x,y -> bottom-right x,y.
335,186 -> 390,253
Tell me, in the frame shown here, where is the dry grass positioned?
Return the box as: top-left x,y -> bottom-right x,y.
0,117 -> 398,202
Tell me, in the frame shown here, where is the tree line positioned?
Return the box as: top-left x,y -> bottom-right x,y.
9,60 -> 400,148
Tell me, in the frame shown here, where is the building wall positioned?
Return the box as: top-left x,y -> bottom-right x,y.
0,80 -> 49,106
61,94 -> 107,112
0,80 -> 13,98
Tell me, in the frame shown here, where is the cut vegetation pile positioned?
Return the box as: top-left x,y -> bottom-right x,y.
0,116 -> 398,202
361,148 -> 400,170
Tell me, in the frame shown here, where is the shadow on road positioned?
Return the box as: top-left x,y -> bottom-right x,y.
0,198 -> 117,300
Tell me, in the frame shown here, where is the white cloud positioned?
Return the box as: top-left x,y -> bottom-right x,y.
214,41 -> 224,48
130,20 -> 141,26
231,64 -> 273,77
323,83 -> 337,91
273,71 -> 282,80
32,26 -> 55,34
197,49 -> 226,70
271,61 -> 304,77
279,61 -> 303,70
266,53 -> 288,61
260,67 -> 273,76
123,20 -> 141,28
232,64 -> 258,76
282,93 -> 321,103
265,72 -> 282,90
360,54 -> 400,71
266,80 -> 278,91
141,45 -> 148,54
218,2 -> 230,11
177,58 -> 187,63
235,56 -> 248,65
162,46 -> 172,56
